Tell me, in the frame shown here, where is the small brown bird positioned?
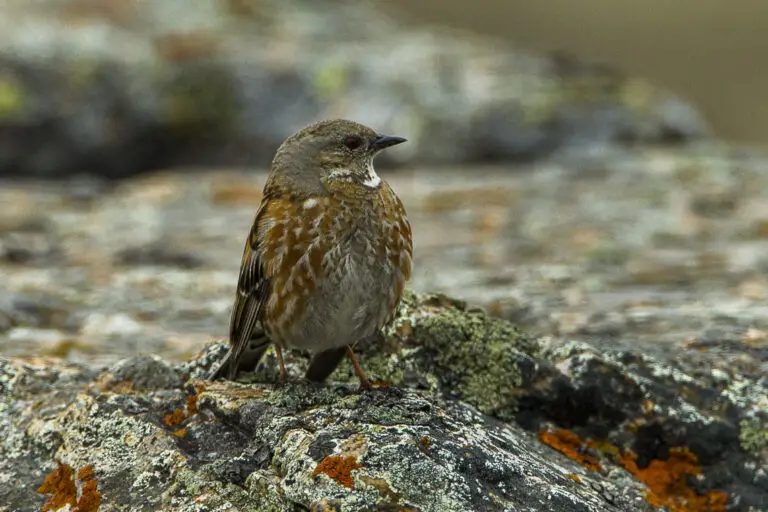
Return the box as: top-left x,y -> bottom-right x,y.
210,119 -> 413,389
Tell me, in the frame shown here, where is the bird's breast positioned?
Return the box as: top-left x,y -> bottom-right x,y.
259,186 -> 411,348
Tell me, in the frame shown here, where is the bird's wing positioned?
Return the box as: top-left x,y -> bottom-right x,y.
216,195 -> 275,380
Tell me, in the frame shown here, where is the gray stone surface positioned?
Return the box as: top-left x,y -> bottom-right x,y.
0,357 -> 647,511
1,291 -> 765,510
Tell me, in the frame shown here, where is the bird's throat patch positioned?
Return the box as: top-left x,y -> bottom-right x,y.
327,163 -> 382,189
362,162 -> 381,189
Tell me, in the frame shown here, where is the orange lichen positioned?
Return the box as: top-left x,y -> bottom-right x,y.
172,428 -> 188,438
538,429 -> 603,472
38,463 -> 76,511
567,473 -> 583,485
186,393 -> 199,415
618,448 -> 727,512
164,408 -> 186,427
312,455 -> 363,489
538,429 -> 728,511
38,462 -> 101,512
76,465 -> 95,481
74,465 -> 102,512
164,387 -> 201,437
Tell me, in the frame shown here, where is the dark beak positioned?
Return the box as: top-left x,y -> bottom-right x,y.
371,134 -> 407,151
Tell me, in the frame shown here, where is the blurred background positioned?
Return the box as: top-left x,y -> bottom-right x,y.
2,0 -> 768,368
387,0 -> 768,145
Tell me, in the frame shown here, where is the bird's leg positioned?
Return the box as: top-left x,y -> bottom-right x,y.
346,345 -> 372,391
275,345 -> 288,382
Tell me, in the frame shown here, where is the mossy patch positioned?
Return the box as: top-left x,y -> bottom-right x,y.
325,292 -> 538,419
168,467 -> 257,511
400,292 -> 539,418
739,416 -> 768,455
0,79 -> 24,118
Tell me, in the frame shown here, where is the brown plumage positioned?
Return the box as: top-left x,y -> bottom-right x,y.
209,119 -> 413,389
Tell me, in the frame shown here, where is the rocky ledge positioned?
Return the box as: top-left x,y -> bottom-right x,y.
1,292 -> 765,511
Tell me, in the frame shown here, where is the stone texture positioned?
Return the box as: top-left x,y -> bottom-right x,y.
1,292 -> 765,511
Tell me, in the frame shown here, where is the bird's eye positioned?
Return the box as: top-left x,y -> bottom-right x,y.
344,135 -> 364,151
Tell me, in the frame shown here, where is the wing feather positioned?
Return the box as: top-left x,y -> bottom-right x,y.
210,195 -> 274,380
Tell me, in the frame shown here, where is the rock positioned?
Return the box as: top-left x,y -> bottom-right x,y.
0,217 -> 61,265
2,292 -> 764,511
0,0 -> 710,179
1,361 -> 649,512
98,354 -> 183,392
114,242 -> 206,269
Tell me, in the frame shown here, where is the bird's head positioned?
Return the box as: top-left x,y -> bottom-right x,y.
269,119 -> 406,195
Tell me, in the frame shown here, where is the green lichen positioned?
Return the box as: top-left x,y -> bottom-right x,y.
264,380 -> 345,410
406,294 -> 538,419
739,417 -> 768,454
341,292 -> 538,420
246,471 -> 293,511
0,79 -> 24,118
168,467 -> 259,511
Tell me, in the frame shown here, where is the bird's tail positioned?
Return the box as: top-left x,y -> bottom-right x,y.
208,331 -> 272,381
305,346 -> 347,382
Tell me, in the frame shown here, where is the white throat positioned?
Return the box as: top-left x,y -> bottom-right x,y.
327,162 -> 382,189
362,161 -> 381,189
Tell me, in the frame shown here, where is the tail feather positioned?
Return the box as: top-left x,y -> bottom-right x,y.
208,349 -> 234,381
305,346 -> 347,383
209,332 -> 271,381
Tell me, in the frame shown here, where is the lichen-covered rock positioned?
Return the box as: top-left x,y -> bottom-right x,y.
1,356 -> 652,512
0,0 -> 709,178
2,292 -> 765,511
185,292 -> 541,426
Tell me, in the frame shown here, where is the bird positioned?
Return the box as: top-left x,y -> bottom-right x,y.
209,119 -> 413,390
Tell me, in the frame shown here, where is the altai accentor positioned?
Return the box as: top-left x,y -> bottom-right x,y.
209,119 -> 413,389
